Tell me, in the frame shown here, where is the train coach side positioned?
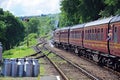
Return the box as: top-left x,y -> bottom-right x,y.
53,29 -> 60,47
82,16 -> 120,70
52,15 -> 120,71
69,24 -> 84,53
83,17 -> 113,54
59,27 -> 70,50
109,15 -> 120,57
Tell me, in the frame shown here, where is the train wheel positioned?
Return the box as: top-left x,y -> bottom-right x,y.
78,50 -> 83,57
112,63 -> 117,70
116,61 -> 120,72
98,56 -> 104,66
106,58 -> 112,68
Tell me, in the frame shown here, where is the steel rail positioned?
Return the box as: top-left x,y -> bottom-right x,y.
44,53 -> 69,80
44,45 -> 101,80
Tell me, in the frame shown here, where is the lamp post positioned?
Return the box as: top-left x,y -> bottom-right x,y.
24,18 -> 29,47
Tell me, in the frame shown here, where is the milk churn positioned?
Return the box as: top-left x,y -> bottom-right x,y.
18,59 -> 24,76
0,42 -> 3,62
17,59 -> 24,77
32,59 -> 40,77
11,58 -> 18,77
24,58 -> 33,77
2,59 -> 11,76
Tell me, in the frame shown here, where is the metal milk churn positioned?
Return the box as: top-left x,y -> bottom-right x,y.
17,59 -> 24,77
11,58 -> 18,77
2,59 -> 11,76
24,58 -> 33,77
32,59 -> 40,77
0,42 -> 3,62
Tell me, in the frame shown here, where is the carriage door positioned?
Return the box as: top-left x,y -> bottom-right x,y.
109,24 -> 117,55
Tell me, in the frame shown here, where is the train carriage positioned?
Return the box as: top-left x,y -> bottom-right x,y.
69,24 -> 84,53
52,15 -> 120,71
109,15 -> 120,57
59,27 -> 70,49
83,17 -> 113,54
53,29 -> 61,47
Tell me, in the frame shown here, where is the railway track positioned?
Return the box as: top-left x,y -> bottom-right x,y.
43,48 -> 100,80
46,43 -> 120,80
26,38 -> 120,80
27,47 -> 96,80
26,39 -> 100,80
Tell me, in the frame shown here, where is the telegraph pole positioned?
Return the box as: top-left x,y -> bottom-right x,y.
24,18 -> 29,47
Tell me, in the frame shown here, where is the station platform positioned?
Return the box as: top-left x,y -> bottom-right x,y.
40,75 -> 60,80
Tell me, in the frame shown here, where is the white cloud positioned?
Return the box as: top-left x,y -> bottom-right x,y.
0,0 -> 61,16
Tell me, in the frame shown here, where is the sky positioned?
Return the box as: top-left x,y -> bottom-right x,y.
0,0 -> 61,16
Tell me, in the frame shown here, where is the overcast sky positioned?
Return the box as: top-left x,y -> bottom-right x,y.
0,0 -> 61,16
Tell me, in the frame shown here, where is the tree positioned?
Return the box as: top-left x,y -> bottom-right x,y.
0,8 -> 25,50
27,18 -> 40,34
100,0 -> 120,17
60,0 -> 81,26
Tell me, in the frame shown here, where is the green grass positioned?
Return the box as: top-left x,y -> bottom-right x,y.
3,46 -> 35,58
3,33 -> 37,58
40,64 -> 45,76
1,33 -> 51,78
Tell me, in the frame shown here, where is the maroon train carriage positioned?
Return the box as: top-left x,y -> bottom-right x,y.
59,27 -> 70,50
109,15 -> 120,58
83,17 -> 113,53
53,29 -> 61,47
69,24 -> 85,53
52,15 -> 120,71
81,16 -> 120,70
83,17 -> 114,63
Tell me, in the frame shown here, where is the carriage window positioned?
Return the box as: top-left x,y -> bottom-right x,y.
114,27 -> 117,43
92,29 -> 94,33
101,28 -> 103,32
95,29 -> 97,33
115,27 -> 117,32
89,29 -> 91,40
98,29 -> 100,33
97,29 -> 100,40
106,28 -> 108,39
101,28 -> 103,40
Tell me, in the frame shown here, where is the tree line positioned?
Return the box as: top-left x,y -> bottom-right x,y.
0,8 -> 57,50
59,0 -> 120,27
0,8 -> 25,50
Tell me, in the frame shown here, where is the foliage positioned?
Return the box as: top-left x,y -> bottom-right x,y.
3,46 -> 34,58
0,8 -> 25,50
27,18 -> 40,35
3,33 -> 37,58
22,14 -> 58,38
60,0 -> 120,27
38,15 -> 58,36
20,33 -> 37,47
100,0 -> 120,17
